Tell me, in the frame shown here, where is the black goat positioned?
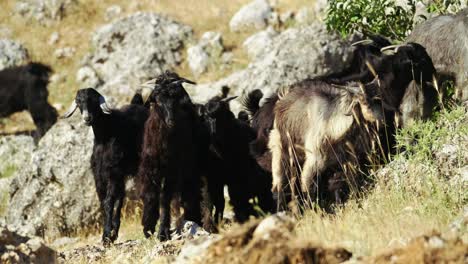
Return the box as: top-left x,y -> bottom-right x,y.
62,88 -> 148,245
0,62 -> 57,141
198,94 -> 275,222
137,72 -> 204,241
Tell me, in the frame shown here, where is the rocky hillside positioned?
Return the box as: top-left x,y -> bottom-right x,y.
0,0 -> 467,263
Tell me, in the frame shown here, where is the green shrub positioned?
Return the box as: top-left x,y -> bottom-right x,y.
325,0 -> 415,41
325,0 -> 466,41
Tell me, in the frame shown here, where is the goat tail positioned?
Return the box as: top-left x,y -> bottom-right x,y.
242,89 -> 264,115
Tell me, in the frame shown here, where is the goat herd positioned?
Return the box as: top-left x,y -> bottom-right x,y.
1,33 -> 441,245
58,34 -> 442,245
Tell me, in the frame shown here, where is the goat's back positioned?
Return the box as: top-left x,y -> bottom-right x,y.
0,62 -> 52,116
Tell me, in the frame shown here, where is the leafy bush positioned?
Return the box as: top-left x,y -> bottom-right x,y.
325,0 -> 466,41
325,0 -> 415,41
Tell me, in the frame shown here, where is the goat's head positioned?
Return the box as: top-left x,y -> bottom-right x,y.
200,96 -> 237,135
61,88 -> 112,126
340,79 -> 390,123
383,42 -> 436,85
146,79 -> 195,128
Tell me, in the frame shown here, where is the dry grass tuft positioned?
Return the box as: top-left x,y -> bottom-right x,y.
295,106 -> 467,257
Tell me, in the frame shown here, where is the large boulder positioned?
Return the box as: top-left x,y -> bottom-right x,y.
242,26 -> 278,59
6,115 -> 99,239
15,0 -> 78,25
0,39 -> 29,70
79,12 -> 192,104
0,136 -> 35,217
187,31 -> 225,77
229,0 -> 273,32
188,22 -> 357,113
0,223 -> 57,263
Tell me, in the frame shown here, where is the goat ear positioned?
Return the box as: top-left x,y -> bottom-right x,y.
223,96 -> 238,103
61,100 -> 78,119
99,96 -> 112,114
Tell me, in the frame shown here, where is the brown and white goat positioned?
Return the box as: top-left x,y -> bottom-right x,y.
269,79 -> 386,209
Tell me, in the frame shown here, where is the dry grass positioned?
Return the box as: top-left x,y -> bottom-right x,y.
0,0 -> 314,134
295,106 -> 467,257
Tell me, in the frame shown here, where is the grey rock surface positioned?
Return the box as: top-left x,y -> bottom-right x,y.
0,223 -> 57,263
0,135 -> 35,217
81,12 -> 192,104
242,26 -> 278,59
407,8 -> 468,101
0,39 -> 29,70
15,0 -> 77,25
76,66 -> 101,88
6,115 -> 99,239
189,22 -> 357,113
187,31 -> 224,77
229,0 -> 273,32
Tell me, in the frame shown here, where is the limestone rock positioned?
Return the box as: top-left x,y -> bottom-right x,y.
6,115 -> 99,239
0,224 -> 57,263
229,0 -> 273,32
0,40 -> 29,70
82,12 -> 192,104
242,26 -> 278,59
15,0 -> 77,25
187,31 -> 224,77
189,22 -> 357,114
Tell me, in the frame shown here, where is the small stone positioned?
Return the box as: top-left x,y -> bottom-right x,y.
54,47 -> 76,59
295,7 -> 311,25
48,32 -> 60,45
105,5 -> 122,21
280,10 -> 294,25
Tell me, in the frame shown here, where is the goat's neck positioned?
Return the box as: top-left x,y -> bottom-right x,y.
91,114 -> 114,143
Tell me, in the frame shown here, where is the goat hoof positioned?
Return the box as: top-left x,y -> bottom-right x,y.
102,237 -> 113,247
157,228 -> 170,241
109,230 -> 118,242
143,228 -> 155,238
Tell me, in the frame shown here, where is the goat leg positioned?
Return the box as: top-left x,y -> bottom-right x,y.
228,182 -> 255,222
181,175 -> 202,225
142,186 -> 160,238
102,181 -> 118,246
158,176 -> 175,241
110,182 -> 125,242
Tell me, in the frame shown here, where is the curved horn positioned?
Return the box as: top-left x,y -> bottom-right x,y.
380,44 -> 401,52
61,100 -> 78,119
99,95 -> 112,114
140,78 -> 157,89
351,39 -> 374,46
223,96 -> 238,102
171,78 -> 197,86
